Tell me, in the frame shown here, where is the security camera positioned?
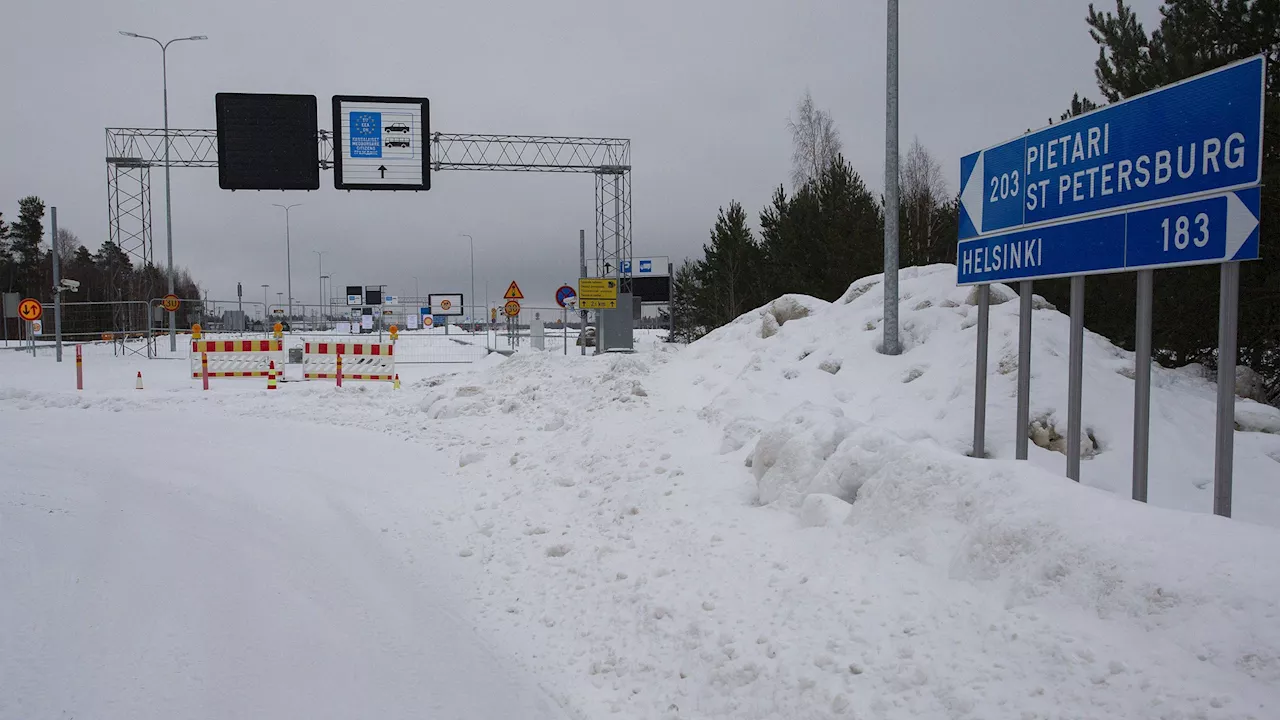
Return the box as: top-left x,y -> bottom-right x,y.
59,278 -> 80,292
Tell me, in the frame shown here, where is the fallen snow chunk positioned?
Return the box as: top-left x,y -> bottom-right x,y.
456,385 -> 484,397
799,493 -> 853,527
1237,402 -> 1280,434
818,359 -> 842,375
545,544 -> 571,557
459,450 -> 486,467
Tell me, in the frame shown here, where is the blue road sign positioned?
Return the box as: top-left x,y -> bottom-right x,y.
959,56 -> 1264,241
956,188 -> 1260,285
639,260 -> 653,273
350,112 -> 382,159
555,285 -> 577,308
621,260 -> 632,273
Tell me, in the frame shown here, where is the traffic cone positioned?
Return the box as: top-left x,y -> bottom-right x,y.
135,371 -> 143,390
393,373 -> 401,390
268,361 -> 278,390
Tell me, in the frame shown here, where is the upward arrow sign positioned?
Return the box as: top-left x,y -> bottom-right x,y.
378,165 -> 387,179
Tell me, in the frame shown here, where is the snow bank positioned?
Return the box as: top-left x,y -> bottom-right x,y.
676,263 -> 1280,525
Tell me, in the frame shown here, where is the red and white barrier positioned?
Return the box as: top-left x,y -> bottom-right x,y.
303,341 -> 395,381
190,339 -> 285,378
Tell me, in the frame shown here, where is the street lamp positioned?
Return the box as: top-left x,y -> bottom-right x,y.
272,203 -> 302,321
261,284 -> 269,318
312,250 -> 326,308
119,30 -> 207,352
460,233 -> 475,323
321,275 -> 330,305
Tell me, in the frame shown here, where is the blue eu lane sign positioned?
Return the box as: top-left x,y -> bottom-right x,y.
956,55 -> 1264,284
350,112 -> 382,159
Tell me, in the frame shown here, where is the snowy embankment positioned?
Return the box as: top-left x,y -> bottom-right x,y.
2,263 -> 1278,719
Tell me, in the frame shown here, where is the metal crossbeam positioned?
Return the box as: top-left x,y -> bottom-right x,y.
105,128 -> 631,173
106,128 -> 218,167
433,134 -> 630,173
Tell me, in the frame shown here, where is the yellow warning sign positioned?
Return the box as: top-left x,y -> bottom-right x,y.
504,281 -> 524,300
578,278 -> 617,300
579,298 -> 617,310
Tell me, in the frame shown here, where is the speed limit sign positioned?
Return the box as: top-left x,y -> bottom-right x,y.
161,294 -> 181,312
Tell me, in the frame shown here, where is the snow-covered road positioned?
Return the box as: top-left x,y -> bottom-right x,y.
0,409 -> 567,720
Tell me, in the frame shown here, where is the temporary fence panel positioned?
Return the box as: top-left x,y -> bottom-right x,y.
190,339 -> 285,378
303,340 -> 395,381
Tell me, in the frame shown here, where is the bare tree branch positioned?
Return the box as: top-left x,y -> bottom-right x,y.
787,90 -> 843,189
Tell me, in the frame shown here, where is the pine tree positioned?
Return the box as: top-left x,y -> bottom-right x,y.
1080,0 -> 1280,400
0,211 -> 11,292
701,201 -> 765,326
8,196 -> 45,297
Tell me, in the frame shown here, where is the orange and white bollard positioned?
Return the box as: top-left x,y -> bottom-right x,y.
135,371 -> 143,390
267,360 -> 278,390
75,344 -> 83,390
336,354 -> 343,388
393,373 -> 400,390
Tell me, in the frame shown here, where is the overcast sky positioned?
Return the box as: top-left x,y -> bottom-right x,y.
0,0 -> 1165,313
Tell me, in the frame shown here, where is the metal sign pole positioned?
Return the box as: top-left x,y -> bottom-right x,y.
1132,270 -> 1154,502
1015,280 -> 1033,460
1214,262 -> 1240,517
580,230 -> 587,356
882,0 -> 900,356
51,207 -> 63,362
972,284 -> 989,458
1066,275 -> 1085,482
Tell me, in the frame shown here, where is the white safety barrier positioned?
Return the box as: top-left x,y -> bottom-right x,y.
190,339 -> 285,378
303,340 -> 395,381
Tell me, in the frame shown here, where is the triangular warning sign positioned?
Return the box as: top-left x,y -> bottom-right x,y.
504,281 -> 524,300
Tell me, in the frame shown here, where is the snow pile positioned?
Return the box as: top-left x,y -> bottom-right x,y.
674,263 -> 1280,524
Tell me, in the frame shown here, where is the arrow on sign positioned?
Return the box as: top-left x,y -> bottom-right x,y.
1225,190 -> 1260,260
959,151 -> 985,237
378,165 -> 387,178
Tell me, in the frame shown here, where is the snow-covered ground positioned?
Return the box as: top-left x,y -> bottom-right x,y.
2,264 -> 1278,719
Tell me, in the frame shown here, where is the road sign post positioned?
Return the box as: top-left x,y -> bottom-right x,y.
957,56 -> 1263,507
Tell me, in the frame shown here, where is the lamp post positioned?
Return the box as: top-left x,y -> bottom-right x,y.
460,233 -> 475,323
261,284 -> 269,318
312,250 -> 326,308
119,30 -> 207,352
272,203 -> 302,322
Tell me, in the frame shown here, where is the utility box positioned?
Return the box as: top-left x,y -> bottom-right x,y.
288,347 -> 303,364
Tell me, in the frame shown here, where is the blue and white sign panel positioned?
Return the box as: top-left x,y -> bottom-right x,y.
332,95 -> 430,191
958,188 -> 1260,285
620,256 -> 670,276
957,56 -> 1264,284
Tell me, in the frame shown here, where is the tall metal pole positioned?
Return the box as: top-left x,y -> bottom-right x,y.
118,32 -> 205,352
1016,280 -> 1033,460
161,43 -> 176,351
580,229 -> 587,356
1066,275 -> 1085,482
1214,262 -> 1239,518
51,207 -> 63,362
460,234 -> 474,326
1132,270 -> 1153,502
882,0 -> 901,356
261,284 -> 269,319
312,250 -> 325,307
273,203 -> 301,322
972,284 -> 989,458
